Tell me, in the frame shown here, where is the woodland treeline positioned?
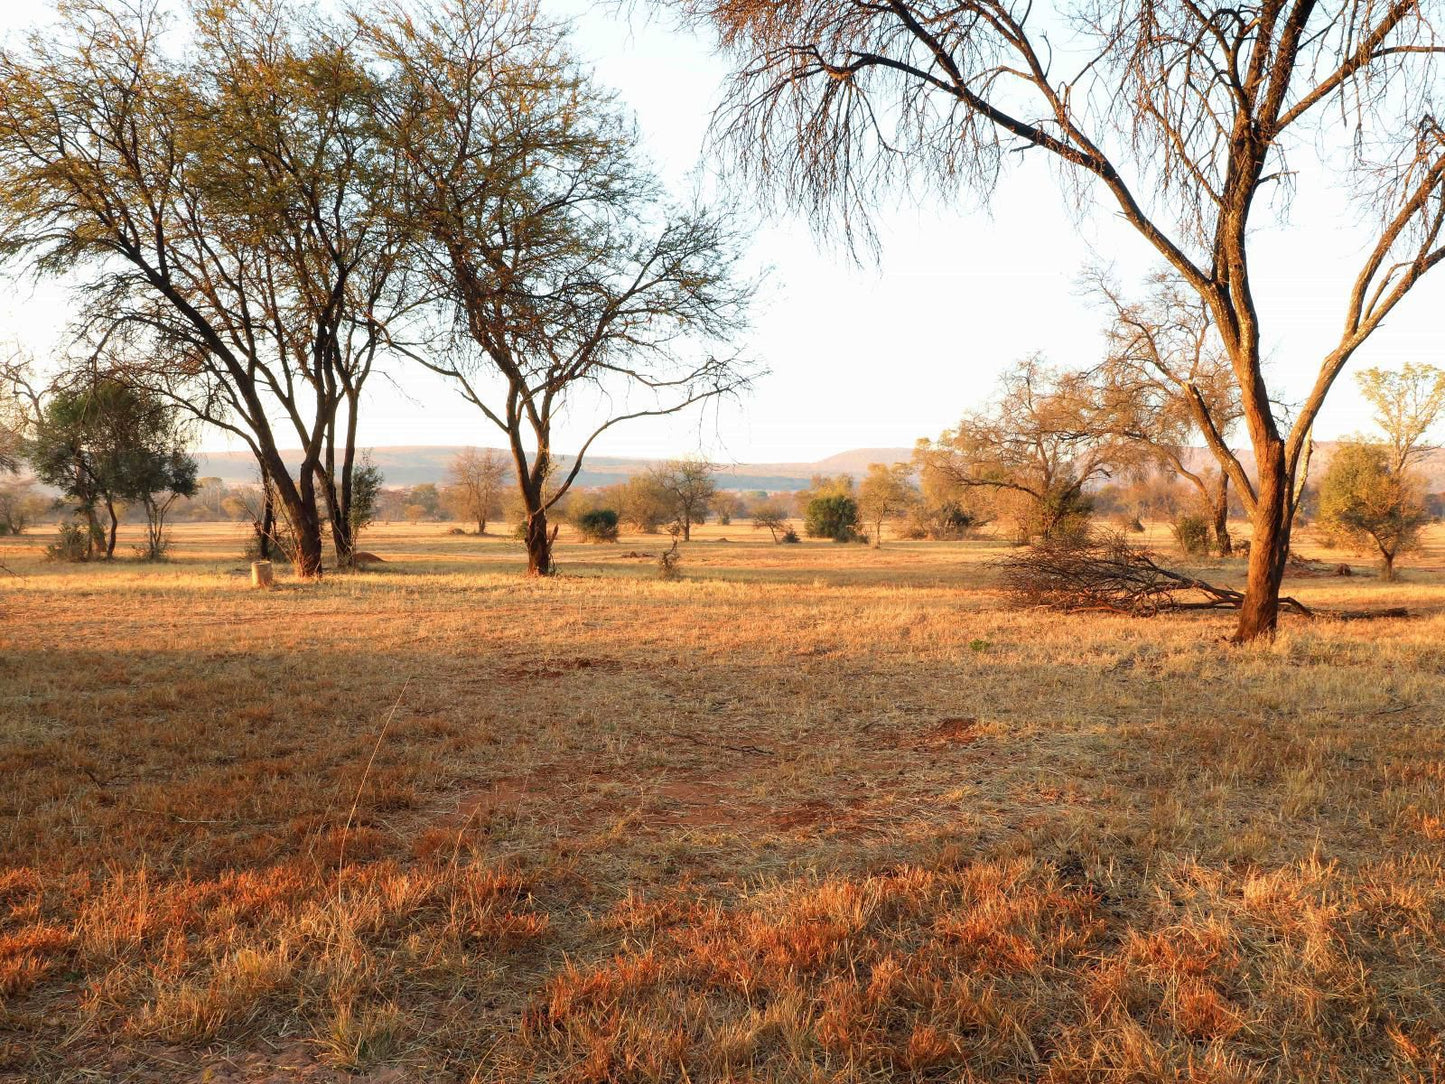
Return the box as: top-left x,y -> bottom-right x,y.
1,0 -> 1443,642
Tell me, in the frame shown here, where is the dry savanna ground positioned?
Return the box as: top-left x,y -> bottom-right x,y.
2,516 -> 1444,1083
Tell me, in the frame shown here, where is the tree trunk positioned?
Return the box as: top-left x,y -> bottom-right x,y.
1213,470 -> 1232,556
682,514 -> 692,542
258,481 -> 274,561
105,498 -> 118,558
1233,442 -> 1290,642
1382,550 -> 1396,581
524,509 -> 553,576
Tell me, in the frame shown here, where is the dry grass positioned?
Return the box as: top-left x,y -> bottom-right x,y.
1,517 -> 1444,1081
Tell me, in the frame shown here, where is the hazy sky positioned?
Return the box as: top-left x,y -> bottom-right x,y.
1,2 -> 1439,464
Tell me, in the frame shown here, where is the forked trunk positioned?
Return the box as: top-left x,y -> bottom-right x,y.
524,509 -> 553,576
1233,442 -> 1290,643
1381,549 -> 1396,581
1213,471 -> 1232,556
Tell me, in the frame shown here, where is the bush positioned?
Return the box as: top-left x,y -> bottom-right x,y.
577,508 -> 620,543
45,520 -> 91,562
804,495 -> 862,542
1171,513 -> 1212,556
781,527 -> 800,544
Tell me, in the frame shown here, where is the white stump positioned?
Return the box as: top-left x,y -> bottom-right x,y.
251,560 -> 274,588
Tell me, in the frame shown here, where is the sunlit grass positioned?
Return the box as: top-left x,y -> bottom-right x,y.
2,518 -> 1443,1079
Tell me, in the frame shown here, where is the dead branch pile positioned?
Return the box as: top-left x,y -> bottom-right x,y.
997,534 -> 1408,620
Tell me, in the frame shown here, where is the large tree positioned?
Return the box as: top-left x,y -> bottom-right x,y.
0,0 -> 413,576
367,0 -> 756,575
679,0 -> 1445,640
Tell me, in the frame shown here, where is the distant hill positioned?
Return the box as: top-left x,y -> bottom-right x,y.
191,441 -> 1445,493
192,445 -> 919,491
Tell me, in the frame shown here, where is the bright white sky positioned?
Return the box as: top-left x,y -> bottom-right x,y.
1,2 -> 1440,464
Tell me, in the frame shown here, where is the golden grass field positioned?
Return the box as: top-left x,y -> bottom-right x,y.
2,517 -> 1444,1082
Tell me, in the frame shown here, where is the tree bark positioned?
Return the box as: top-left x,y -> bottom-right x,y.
105,498 -> 118,559
1382,549 -> 1396,581
524,509 -> 553,576
1213,470 -> 1232,556
1233,441 -> 1291,642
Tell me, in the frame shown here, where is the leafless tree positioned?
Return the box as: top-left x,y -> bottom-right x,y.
366,0 -> 757,575
678,0 -> 1445,640
1088,270 -> 1245,554
445,447 -> 509,534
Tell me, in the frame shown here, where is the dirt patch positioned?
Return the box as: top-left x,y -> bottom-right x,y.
498,656 -> 626,681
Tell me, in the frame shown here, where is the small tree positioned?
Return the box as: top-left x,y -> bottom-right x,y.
29,375 -> 194,559
1355,364 -> 1445,474
369,1 -> 756,575
916,358 -> 1126,541
751,500 -> 791,542
805,494 -> 861,542
711,490 -> 741,526
856,463 -> 917,548
1317,443 -> 1428,581
650,458 -> 717,541
134,448 -> 199,560
0,478 -> 49,535
576,508 -> 620,543
445,448 -> 508,534
347,456 -> 384,555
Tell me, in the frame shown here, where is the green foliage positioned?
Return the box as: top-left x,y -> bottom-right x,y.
44,520 -> 91,563
577,507 -> 620,542
29,375 -> 195,559
1170,513 -> 1212,556
804,494 -> 861,542
349,457 -> 384,541
1317,442 -> 1428,579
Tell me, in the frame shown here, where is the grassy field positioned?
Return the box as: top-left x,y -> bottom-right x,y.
2,518 -> 1444,1082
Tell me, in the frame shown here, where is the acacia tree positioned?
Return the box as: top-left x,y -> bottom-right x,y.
857,462 -> 917,547
650,458 -> 718,541
1089,272 -> 1245,554
680,0 -> 1445,640
0,0 -> 412,576
916,357 -> 1128,540
368,0 -> 756,575
1356,363 -> 1445,473
1318,442 -> 1428,579
29,373 -> 196,559
445,448 -> 508,534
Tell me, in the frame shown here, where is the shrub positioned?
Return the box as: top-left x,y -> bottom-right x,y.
804,494 -> 862,542
45,520 -> 91,562
1171,513 -> 1212,556
577,508 -> 620,543
780,527 -> 800,544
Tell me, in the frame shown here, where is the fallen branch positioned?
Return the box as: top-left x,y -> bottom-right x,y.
998,535 -> 1407,621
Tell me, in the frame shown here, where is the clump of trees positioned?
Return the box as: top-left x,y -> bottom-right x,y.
27,374 -> 196,560
0,0 -> 756,579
